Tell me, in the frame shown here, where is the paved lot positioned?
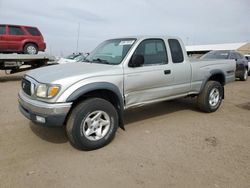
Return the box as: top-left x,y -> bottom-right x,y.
0,71 -> 249,188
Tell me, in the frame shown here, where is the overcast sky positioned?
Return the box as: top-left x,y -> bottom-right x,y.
0,0 -> 249,55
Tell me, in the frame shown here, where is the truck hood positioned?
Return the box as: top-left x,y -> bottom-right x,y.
26,62 -> 122,84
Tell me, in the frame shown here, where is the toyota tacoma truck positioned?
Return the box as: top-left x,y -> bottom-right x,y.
18,36 -> 236,150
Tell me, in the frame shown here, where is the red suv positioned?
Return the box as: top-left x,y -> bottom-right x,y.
0,24 -> 46,54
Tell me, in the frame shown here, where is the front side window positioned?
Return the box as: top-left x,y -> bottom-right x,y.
133,39 -> 168,65
0,25 -> 6,35
85,38 -> 136,65
9,26 -> 25,35
168,39 -> 184,63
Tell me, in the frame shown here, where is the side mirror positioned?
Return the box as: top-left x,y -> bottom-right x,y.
128,55 -> 144,67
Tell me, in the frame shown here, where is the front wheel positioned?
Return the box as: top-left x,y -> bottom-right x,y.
66,98 -> 118,150
197,81 -> 223,113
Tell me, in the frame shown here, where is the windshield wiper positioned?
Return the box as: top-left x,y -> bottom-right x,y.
92,58 -> 112,65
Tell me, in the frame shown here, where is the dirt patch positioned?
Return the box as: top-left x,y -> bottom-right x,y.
205,136 -> 218,147
0,71 -> 250,188
237,102 -> 250,110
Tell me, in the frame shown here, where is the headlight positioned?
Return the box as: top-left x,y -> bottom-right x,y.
36,84 -> 60,98
36,84 -> 47,98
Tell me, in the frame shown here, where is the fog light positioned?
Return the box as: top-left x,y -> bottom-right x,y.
36,116 -> 45,123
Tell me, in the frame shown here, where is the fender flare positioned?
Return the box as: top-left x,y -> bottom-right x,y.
200,69 -> 225,92
66,82 -> 125,130
199,69 -> 225,99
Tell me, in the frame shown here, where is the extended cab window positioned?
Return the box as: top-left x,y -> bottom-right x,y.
134,39 -> 168,65
25,27 -> 41,36
9,26 -> 25,35
0,25 -> 6,35
168,39 -> 184,63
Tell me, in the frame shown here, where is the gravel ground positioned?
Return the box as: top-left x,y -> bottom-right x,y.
0,71 -> 249,188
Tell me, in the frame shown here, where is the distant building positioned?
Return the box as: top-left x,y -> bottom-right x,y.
186,42 -> 250,58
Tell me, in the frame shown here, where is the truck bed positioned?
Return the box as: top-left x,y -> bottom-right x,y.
189,58 -> 236,92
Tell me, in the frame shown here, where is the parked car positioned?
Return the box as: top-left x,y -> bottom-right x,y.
201,50 -> 248,81
0,24 -> 46,54
244,54 -> 250,75
18,36 -> 235,150
57,53 -> 87,64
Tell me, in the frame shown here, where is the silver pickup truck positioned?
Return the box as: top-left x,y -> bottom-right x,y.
18,36 -> 236,150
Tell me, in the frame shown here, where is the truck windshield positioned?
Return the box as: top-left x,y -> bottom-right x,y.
85,38 -> 136,65
201,51 -> 229,59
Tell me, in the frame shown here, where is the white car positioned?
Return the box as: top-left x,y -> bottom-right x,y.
57,53 -> 86,64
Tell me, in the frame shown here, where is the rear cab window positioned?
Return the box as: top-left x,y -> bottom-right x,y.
168,39 -> 184,63
8,26 -> 25,35
25,27 -> 41,36
0,25 -> 6,35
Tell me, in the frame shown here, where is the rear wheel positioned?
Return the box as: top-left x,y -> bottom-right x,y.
197,81 -> 223,113
239,68 -> 248,81
66,98 -> 118,150
24,43 -> 38,54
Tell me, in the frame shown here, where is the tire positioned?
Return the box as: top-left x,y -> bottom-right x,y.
239,68 -> 248,81
197,81 -> 223,113
66,98 -> 118,150
24,43 -> 38,54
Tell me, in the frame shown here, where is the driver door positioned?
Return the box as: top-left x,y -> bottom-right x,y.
123,39 -> 174,108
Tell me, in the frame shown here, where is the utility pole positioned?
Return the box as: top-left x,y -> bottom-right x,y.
49,45 -> 52,56
186,37 -> 189,46
76,22 -> 80,52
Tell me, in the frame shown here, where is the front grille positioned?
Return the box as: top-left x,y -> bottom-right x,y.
22,78 -> 31,96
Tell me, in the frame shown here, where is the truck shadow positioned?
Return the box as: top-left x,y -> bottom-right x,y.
0,75 -> 23,82
29,122 -> 68,144
28,98 -> 198,144
124,98 -> 198,126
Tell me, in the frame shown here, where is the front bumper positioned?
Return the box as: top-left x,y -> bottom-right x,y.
18,91 -> 72,126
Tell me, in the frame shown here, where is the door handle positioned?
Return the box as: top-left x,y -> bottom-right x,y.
164,70 -> 171,75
